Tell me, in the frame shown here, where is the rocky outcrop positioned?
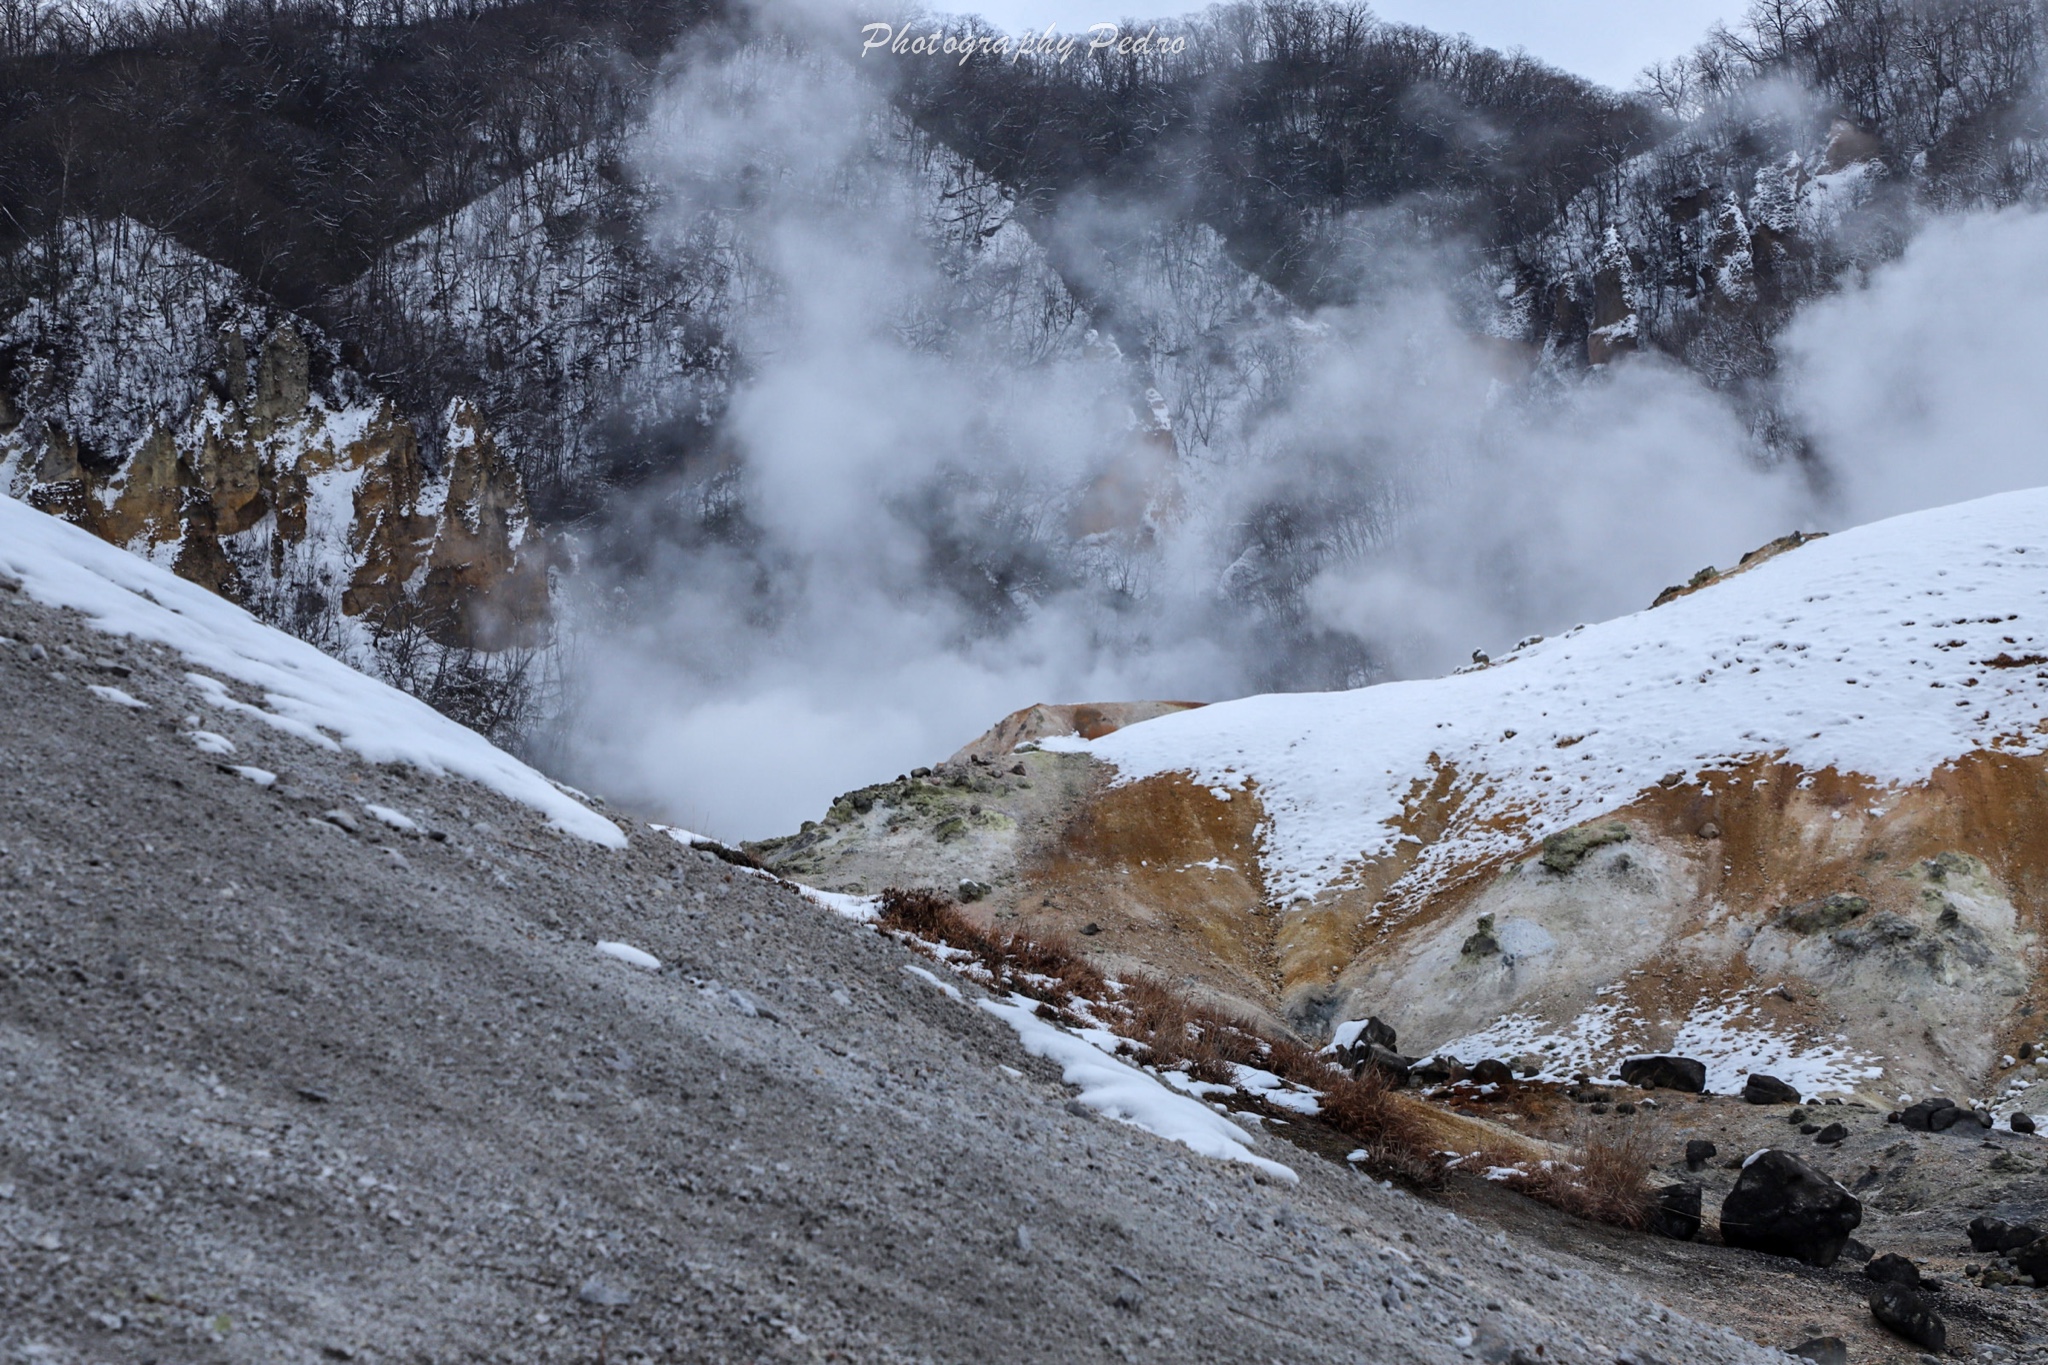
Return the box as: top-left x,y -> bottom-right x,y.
0,220 -> 546,656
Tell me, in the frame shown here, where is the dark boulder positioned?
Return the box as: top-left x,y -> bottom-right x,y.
1998,1224 -> 2043,1253
2013,1239 -> 2048,1287
1967,1215 -> 2011,1252
1789,1338 -> 1846,1365
1618,1055 -> 1707,1093
1899,1097 -> 1965,1132
1646,1182 -> 1701,1241
2014,1111 -> 2037,1134
1813,1121 -> 1848,1145
1409,1056 -> 1467,1086
1352,1045 -> 1414,1086
1867,1282 -> 1945,1351
1840,1238 -> 1873,1264
1335,1018 -> 1398,1068
1684,1138 -> 1717,1171
1742,1073 -> 1802,1105
1470,1058 -> 1514,1087
1718,1149 -> 1862,1267
1864,1252 -> 1922,1288
1968,1216 -> 2041,1254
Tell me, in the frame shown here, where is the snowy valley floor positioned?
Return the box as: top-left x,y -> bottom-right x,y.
0,572 -> 2041,1364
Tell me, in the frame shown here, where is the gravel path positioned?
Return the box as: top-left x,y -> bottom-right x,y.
0,581 -> 1784,1364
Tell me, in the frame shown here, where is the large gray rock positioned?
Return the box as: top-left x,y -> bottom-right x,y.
1718,1150 -> 1862,1267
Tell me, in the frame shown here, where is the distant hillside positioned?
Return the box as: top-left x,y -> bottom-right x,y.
758,488 -> 2048,1122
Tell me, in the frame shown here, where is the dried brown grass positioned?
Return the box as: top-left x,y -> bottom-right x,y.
877,887 -> 1105,1008
1522,1116 -> 1660,1229
876,885 -> 1458,1188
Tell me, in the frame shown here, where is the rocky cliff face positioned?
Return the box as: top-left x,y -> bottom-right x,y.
0,220 -> 547,670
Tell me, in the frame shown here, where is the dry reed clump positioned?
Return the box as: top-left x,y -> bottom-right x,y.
876,887 -> 1103,1008
1313,1066 -> 1452,1185
1522,1116 -> 1659,1229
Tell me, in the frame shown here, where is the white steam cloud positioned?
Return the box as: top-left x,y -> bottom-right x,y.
546,42 -> 2048,841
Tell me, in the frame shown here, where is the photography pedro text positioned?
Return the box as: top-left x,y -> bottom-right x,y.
860,22 -> 1187,65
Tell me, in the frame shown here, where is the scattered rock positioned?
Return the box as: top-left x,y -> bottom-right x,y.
1063,1098 -> 1097,1120
1776,894 -> 1869,935
1789,1337 -> 1847,1365
1967,1215 -> 2010,1252
2014,1112 -> 2037,1134
1684,1138 -> 1717,1171
1470,1058 -> 1514,1087
1539,821 -> 1630,873
1742,1074 -> 1802,1105
295,1087 -> 331,1104
1841,1238 -> 1873,1265
957,880 -> 991,903
2013,1238 -> 2048,1287
1358,1017 -> 1399,1051
1865,1252 -> 1923,1288
1618,1056 -> 1707,1094
1352,1045 -> 1414,1087
319,808 -> 362,834
1866,1282 -> 1945,1351
1697,821 -> 1721,840
1647,1182 -> 1701,1241
1899,1097 -> 1966,1132
1461,914 -> 1501,958
1813,1122 -> 1848,1145
1998,1224 -> 2044,1252
1718,1149 -> 1863,1267
1410,1056 -> 1469,1087
576,1276 -> 632,1307
1080,923 -> 1101,936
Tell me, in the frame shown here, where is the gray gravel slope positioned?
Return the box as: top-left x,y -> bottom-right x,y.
0,582 -> 1781,1365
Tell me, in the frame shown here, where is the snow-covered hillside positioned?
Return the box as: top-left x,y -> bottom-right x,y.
1077,492 -> 2048,905
1031,490 -> 2048,1113
761,492 -> 2048,1119
0,492 -> 619,846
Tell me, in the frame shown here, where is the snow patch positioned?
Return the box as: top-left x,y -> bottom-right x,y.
796,884 -> 881,922
978,993 -> 1298,1183
186,730 -> 235,755
1430,991 -> 1881,1094
86,684 -> 147,709
595,941 -> 661,971
902,964 -> 964,1000
363,804 -> 418,833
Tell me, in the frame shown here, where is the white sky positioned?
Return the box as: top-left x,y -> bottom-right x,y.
943,0 -> 1744,89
